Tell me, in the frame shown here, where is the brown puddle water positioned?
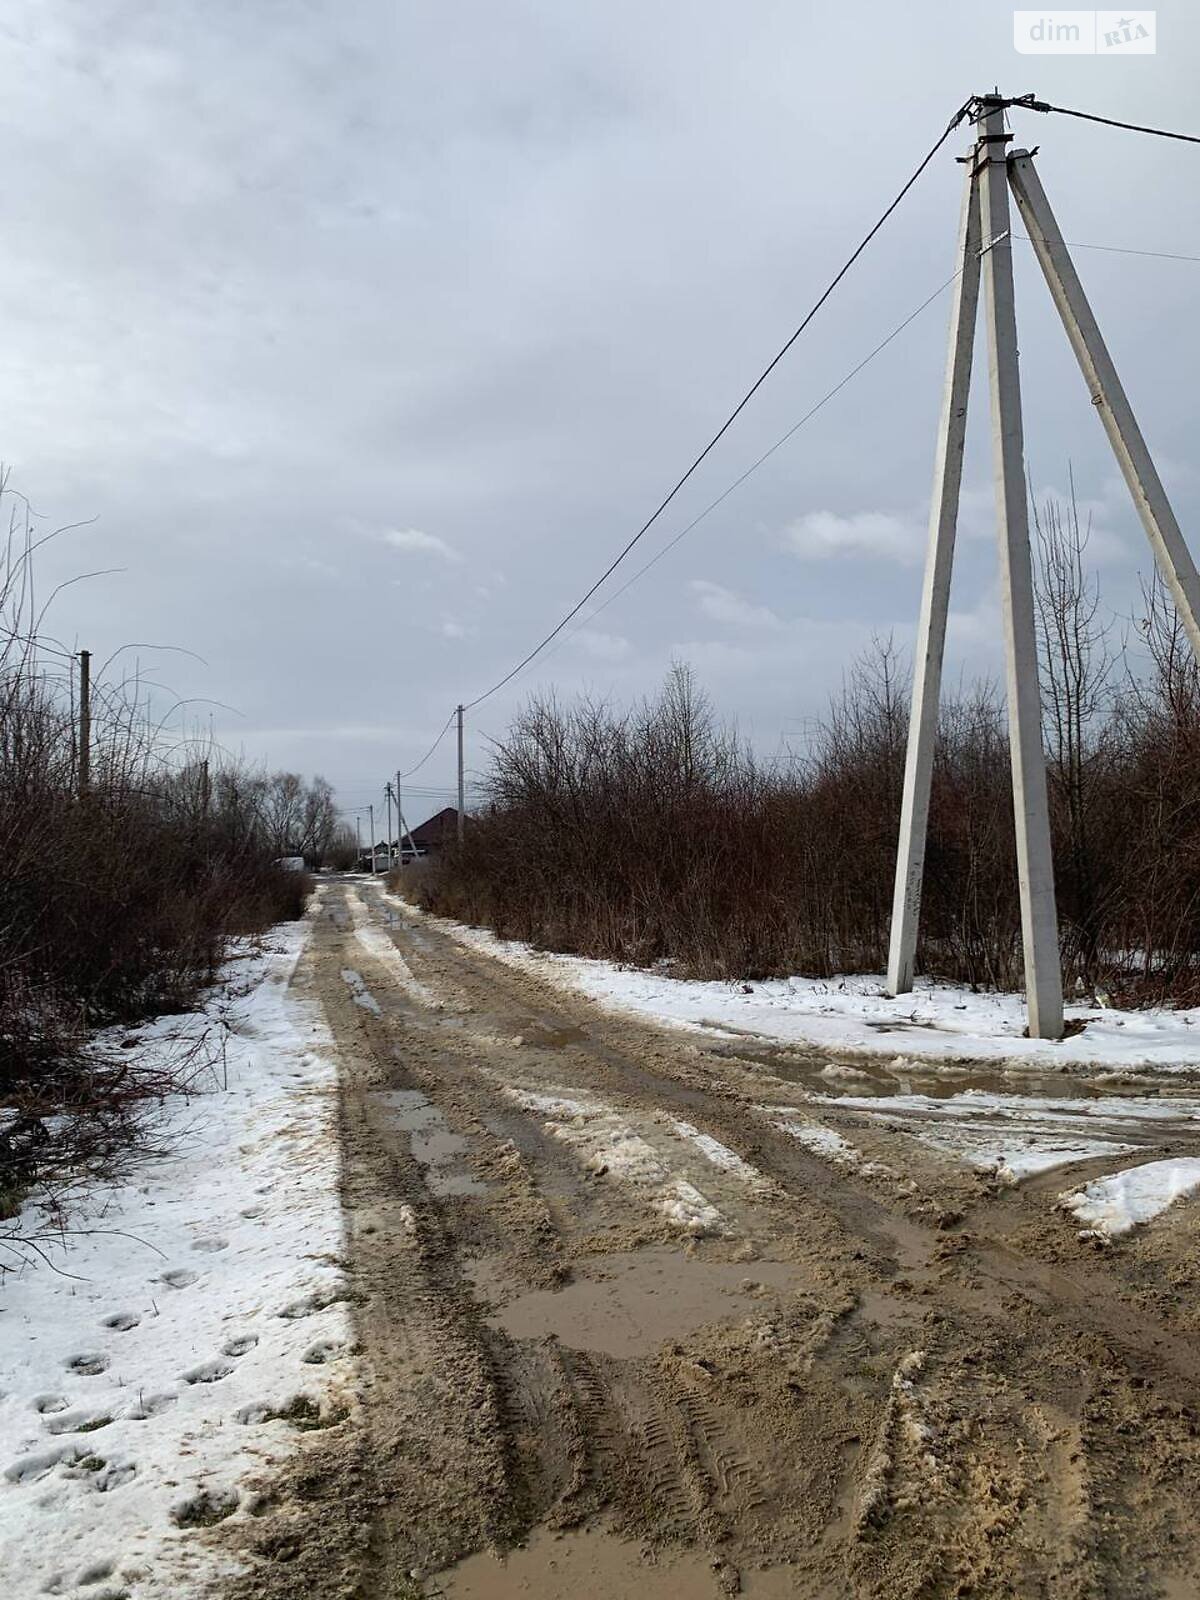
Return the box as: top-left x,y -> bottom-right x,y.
371,1089 -> 491,1198
430,1526 -> 802,1599
468,1247 -> 806,1357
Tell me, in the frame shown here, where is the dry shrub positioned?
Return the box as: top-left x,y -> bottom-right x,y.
418,564 -> 1200,1006
0,482 -> 322,1250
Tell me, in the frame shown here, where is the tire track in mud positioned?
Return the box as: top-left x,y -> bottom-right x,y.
222,880 -> 1200,1600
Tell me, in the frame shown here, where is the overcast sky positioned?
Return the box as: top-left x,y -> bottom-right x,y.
3,1 -> 1198,829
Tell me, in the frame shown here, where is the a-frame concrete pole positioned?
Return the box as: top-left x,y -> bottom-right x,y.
887,158 -> 983,995
1008,149 -> 1200,665
978,100 -> 1063,1040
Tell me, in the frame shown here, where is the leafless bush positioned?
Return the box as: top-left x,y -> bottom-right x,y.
418,488 -> 1200,1008
0,478 -> 323,1243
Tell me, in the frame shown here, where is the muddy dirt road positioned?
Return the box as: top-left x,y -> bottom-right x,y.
228,879 -> 1200,1600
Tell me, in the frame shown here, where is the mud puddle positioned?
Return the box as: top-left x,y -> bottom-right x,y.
371,1089 -> 491,1197
468,1246 -> 805,1356
428,1525 -> 799,1599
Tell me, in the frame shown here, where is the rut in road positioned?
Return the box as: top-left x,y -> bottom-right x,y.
224,879 -> 1200,1600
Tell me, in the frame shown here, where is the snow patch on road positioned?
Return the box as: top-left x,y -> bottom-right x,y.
340,967 -> 382,1015
506,1087 -> 724,1235
816,1089 -> 1195,1182
667,1118 -> 770,1191
0,917 -> 350,1600
346,895 -> 439,1009
1059,1158 -> 1200,1237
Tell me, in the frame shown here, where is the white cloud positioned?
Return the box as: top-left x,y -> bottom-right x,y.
439,617 -> 468,639
380,527 -> 461,562
781,509 -> 922,565
688,579 -> 780,629
573,628 -> 632,662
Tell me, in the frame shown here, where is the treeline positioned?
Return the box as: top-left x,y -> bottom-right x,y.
1,501 -> 335,1227
412,487 -> 1200,1008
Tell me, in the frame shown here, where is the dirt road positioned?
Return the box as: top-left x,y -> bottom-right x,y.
227,878 -> 1200,1600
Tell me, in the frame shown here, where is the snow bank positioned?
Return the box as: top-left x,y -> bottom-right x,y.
414,912 -> 1200,1072
0,915 -> 349,1600
1060,1157 -> 1200,1237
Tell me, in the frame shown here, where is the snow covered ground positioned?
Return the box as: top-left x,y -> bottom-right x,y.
0,908 -> 349,1600
387,895 -> 1200,1073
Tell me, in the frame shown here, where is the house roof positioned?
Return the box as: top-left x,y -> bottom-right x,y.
409,807 -> 459,846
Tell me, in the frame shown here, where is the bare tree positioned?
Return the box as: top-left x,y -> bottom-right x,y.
1032,470 -> 1115,979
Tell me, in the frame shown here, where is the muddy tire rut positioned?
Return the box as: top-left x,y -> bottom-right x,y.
223,880 -> 1200,1600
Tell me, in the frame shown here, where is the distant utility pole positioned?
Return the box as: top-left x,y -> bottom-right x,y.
355,814 -> 361,868
384,782 -> 394,868
887,92 -> 1200,1041
396,769 -> 417,859
77,649 -> 91,797
368,802 -> 376,874
456,704 -> 465,845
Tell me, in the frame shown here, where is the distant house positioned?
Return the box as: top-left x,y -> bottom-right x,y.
406,807 -> 461,856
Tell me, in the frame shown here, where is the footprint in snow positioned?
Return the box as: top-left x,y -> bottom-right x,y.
182,1358 -> 235,1386
222,1334 -> 259,1358
171,1486 -> 240,1527
160,1268 -> 199,1290
65,1353 -> 109,1376
6,1441 -> 89,1483
45,1409 -> 112,1436
124,1393 -> 177,1421
31,1394 -> 68,1414
191,1236 -> 229,1253
302,1339 -> 347,1366
103,1311 -> 140,1332
240,1204 -> 264,1220
277,1288 -> 341,1321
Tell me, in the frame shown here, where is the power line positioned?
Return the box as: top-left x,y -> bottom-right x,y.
1028,98 -> 1200,146
460,98 -> 975,712
1014,234 -> 1200,264
398,708 -> 457,779
495,268 -> 965,695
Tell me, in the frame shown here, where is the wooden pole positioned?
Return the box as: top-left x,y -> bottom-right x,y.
78,649 -> 91,797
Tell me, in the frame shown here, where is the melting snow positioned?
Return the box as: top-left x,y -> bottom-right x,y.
0,913 -> 349,1599
1060,1158 -> 1200,1237
505,1087 -> 724,1235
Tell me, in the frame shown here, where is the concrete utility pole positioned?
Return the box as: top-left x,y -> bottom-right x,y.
887,96 -> 1065,1039
384,783 -> 394,869
77,649 -> 91,797
977,97 -> 1063,1041
1007,151 -> 1200,662
368,802 -> 376,874
456,704 -> 465,845
889,93 -> 1200,1039
887,162 -> 982,997
355,814 -> 361,869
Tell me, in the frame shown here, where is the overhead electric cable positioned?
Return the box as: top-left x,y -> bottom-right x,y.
460,99 -> 975,711
498,268 -> 966,692
1028,98 -> 1200,146
398,708 -> 457,779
